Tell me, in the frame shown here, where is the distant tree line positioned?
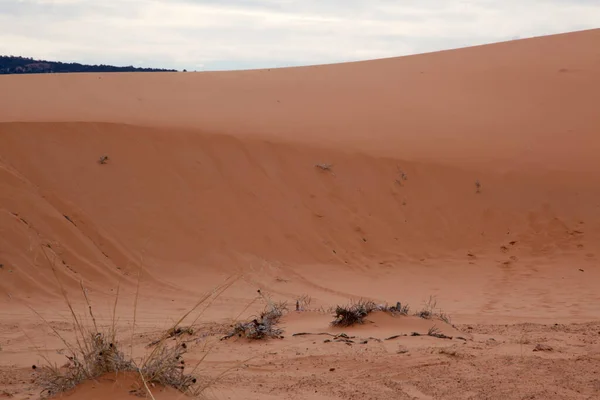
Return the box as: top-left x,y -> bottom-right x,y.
0,56 -> 177,74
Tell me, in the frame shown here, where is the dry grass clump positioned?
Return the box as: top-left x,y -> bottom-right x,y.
32,248 -> 238,398
223,300 -> 287,340
37,329 -> 134,397
331,299 -> 412,327
141,341 -> 196,391
331,299 -> 377,327
295,294 -> 312,311
386,301 -> 410,315
414,296 -> 451,324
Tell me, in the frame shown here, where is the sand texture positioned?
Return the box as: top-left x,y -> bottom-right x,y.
1,29 -> 600,399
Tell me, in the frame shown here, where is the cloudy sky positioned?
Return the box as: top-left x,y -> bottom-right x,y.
0,0 -> 598,71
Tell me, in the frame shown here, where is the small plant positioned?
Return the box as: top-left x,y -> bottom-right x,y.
295,294 -> 312,311
36,330 -> 134,397
428,325 -> 441,337
222,299 -> 287,340
32,248 -> 238,398
396,166 -> 408,185
388,301 -> 410,315
331,299 -> 377,327
414,296 -> 437,319
140,341 -> 197,391
414,295 -> 450,323
98,155 -> 109,165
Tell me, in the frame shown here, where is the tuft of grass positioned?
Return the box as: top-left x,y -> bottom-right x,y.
427,325 -> 441,337
140,341 -> 196,392
331,299 -> 377,327
223,299 -> 287,340
414,295 -> 450,323
295,294 -> 312,312
37,329 -> 134,397
387,301 -> 410,316
32,246 -> 239,398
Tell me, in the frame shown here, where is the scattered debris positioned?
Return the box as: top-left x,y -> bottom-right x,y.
410,326 -> 453,340
315,163 -> 335,175
63,215 -> 76,226
396,166 -> 408,186
148,326 -> 194,347
439,348 -> 459,357
533,344 -> 554,352
385,334 -> 408,341
427,326 -> 453,339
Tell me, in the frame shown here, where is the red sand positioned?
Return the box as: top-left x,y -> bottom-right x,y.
1,29 -> 600,399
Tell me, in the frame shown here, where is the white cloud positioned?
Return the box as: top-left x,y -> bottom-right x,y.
0,0 -> 598,70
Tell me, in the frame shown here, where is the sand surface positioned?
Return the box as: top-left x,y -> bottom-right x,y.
1,29 -> 600,399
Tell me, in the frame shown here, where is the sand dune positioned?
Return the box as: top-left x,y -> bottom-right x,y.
1,29 -> 600,399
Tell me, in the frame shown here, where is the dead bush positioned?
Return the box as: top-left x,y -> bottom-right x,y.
331,299 -> 377,327
222,300 -> 287,340
32,249 -> 238,398
414,296 -> 451,323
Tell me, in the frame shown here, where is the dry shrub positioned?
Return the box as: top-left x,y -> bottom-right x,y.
295,294 -> 312,311
223,301 -> 287,340
386,301 -> 410,315
414,295 -> 451,324
32,248 -> 238,398
331,299 -> 377,327
37,329 -> 134,397
141,341 -> 196,391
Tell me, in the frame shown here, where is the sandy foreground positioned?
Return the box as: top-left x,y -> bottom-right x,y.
1,29 -> 600,399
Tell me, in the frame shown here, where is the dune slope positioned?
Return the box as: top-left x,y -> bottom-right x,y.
1,29 -> 600,400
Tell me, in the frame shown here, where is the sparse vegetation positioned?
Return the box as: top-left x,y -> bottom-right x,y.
36,329 -> 134,397
222,296 -> 287,340
331,299 -> 377,327
396,166 -> 408,185
31,248 -> 238,398
98,155 -> 109,165
388,301 -> 410,315
295,294 -> 312,311
414,295 -> 450,323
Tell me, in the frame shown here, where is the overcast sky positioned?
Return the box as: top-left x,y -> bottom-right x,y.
1,0 -> 598,71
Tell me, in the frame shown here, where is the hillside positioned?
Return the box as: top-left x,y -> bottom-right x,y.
0,55 -> 176,74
